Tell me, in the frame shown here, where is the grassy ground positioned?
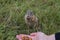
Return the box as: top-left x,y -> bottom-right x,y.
0,0 -> 60,40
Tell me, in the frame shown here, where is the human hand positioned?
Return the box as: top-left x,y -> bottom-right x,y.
16,32 -> 48,40
16,34 -> 33,40
30,32 -> 48,40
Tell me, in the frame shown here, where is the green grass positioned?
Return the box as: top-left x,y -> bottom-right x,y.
0,0 -> 60,40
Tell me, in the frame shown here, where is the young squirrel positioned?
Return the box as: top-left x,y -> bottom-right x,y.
24,10 -> 39,34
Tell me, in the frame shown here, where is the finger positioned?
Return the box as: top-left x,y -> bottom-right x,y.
16,34 -> 29,40
30,32 -> 37,36
16,34 -> 25,39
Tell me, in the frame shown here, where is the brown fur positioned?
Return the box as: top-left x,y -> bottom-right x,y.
24,10 -> 39,34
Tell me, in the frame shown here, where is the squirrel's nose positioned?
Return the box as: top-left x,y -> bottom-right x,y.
27,17 -> 30,20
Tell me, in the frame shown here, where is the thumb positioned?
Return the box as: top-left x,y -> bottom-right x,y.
30,32 -> 37,36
